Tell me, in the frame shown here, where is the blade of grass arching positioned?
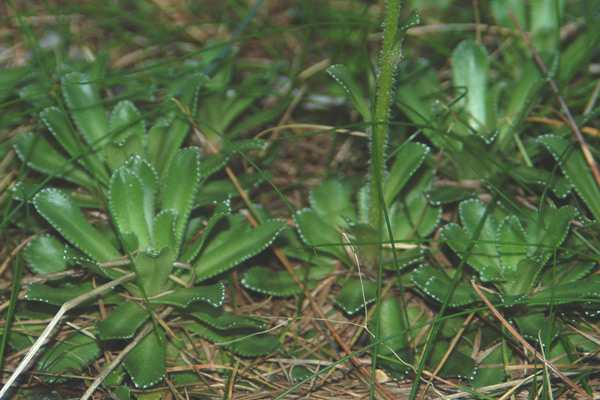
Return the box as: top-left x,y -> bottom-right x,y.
408,191 -> 499,400
0,252 -> 23,376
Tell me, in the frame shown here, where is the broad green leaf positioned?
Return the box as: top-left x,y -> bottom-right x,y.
181,200 -> 231,263
194,217 -> 287,282
110,166 -> 151,248
529,274 -> 600,304
513,313 -> 557,346
371,297 -> 412,379
497,216 -> 527,275
510,166 -> 571,199
151,283 -> 225,308
26,281 -> 107,307
62,72 -> 109,147
310,179 -> 356,228
36,330 -> 101,383
393,195 -> 442,239
384,142 -> 430,205
102,134 -> 143,171
96,301 -> 149,340
295,209 -> 351,265
382,247 -> 425,271
326,64 -> 371,122
187,303 -> 266,330
241,264 -> 333,297
426,186 -> 473,206
428,340 -> 476,379
185,321 -> 281,356
441,224 -> 503,282
109,100 -> 145,143
153,210 -> 178,253
527,205 -> 575,264
33,189 -> 121,262
161,147 -> 201,253
538,135 -> 600,220
24,234 -> 69,275
14,132 -> 94,189
41,106 -> 109,183
134,248 -> 173,297
123,328 -> 166,389
123,156 -> 158,236
503,257 -> 541,296
452,40 -> 489,132
335,279 -> 378,315
411,264 -> 500,306
539,260 -> 595,286
195,172 -> 265,207
290,366 -> 313,382
470,345 -> 505,389
348,221 -> 379,262
146,123 -> 169,172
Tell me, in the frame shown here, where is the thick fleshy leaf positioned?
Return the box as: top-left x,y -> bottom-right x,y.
527,205 -> 575,264
181,200 -> 231,264
97,301 -> 149,340
496,215 -> 527,275
529,274 -> 600,304
384,142 -> 430,205
187,303 -> 266,330
241,264 -> 333,297
33,189 -> 121,262
310,179 -> 356,229
134,247 -> 173,297
24,234 -> 69,275
452,40 -> 489,131
348,221 -> 379,262
103,134 -> 143,171
195,172 -> 265,207
14,132 -> 94,189
383,247 -> 425,271
503,257 -> 542,296
185,321 -> 281,356
161,147 -> 201,253
295,209 -> 351,265
393,194 -> 442,239
513,313 -> 557,346
41,106 -> 109,183
538,135 -> 600,220
335,279 -> 378,315
36,330 -> 101,383
201,139 -> 268,178
151,283 -> 225,308
123,328 -> 166,389
426,186 -> 473,206
510,165 -> 571,199
471,345 -> 505,389
62,72 -> 109,146
411,264 -> 500,306
110,165 -> 151,248
429,340 -> 476,379
194,217 -> 287,282
153,210 -> 178,253
109,100 -> 145,143
371,297 -> 412,379
26,281 -> 107,307
326,64 -> 371,122
124,157 -> 158,236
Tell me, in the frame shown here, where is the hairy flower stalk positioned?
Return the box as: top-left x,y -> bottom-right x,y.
369,0 -> 403,227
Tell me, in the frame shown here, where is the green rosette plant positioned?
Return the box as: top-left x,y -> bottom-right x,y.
4,64 -> 287,393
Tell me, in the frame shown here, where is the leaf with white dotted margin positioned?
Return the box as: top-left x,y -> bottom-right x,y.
123,326 -> 166,389
33,189 -> 121,262
24,234 -> 69,275
384,142 -> 430,205
538,134 -> 600,220
326,64 -> 371,122
193,216 -> 287,282
161,147 -> 201,257
61,72 -> 109,147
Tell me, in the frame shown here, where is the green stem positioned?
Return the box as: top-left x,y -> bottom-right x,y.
369,0 -> 403,227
